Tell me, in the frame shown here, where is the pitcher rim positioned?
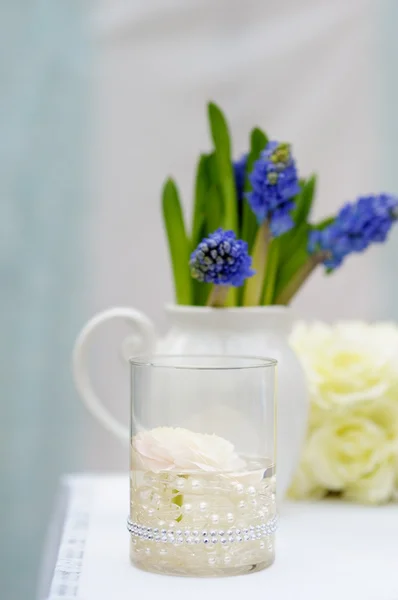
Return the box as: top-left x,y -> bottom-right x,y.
165,304 -> 292,315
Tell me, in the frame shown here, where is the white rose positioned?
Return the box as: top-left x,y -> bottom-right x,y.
344,459 -> 397,504
353,395 -> 398,441
305,415 -> 395,493
290,321 -> 398,412
132,427 -> 245,473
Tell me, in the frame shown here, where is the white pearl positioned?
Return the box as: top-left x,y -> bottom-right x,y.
175,477 -> 185,490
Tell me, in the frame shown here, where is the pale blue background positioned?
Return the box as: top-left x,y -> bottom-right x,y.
0,2 -> 88,598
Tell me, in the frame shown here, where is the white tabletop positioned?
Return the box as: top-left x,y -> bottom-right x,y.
44,475 -> 398,600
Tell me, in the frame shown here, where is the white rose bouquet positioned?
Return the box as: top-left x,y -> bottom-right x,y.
289,322 -> 398,504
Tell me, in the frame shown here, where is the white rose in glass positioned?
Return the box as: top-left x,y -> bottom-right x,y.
132,427 -> 246,473
304,415 -> 395,493
290,321 -> 398,412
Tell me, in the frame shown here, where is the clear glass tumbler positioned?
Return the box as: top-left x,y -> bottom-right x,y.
128,355 -> 277,577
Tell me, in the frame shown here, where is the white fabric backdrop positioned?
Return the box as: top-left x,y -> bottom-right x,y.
83,0 -> 384,469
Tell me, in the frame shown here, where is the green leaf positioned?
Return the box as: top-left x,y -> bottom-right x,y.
249,128 -> 269,161
202,153 -> 225,235
274,215 -> 336,301
208,102 -> 231,156
275,214 -> 311,301
315,216 -> 335,230
206,152 -> 219,183
190,153 -> 225,306
162,178 -> 192,305
191,154 -> 210,251
291,174 -> 317,225
192,279 -> 212,306
278,222 -> 310,265
207,102 -> 237,231
206,185 -> 224,233
274,244 -> 309,302
274,253 -> 317,304
277,175 -> 315,268
192,152 -> 224,240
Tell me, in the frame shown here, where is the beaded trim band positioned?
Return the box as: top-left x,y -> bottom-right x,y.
127,515 -> 278,546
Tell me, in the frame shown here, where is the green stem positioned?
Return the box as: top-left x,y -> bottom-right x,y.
262,239 -> 280,305
274,253 -> 324,304
172,489 -> 184,522
207,285 -> 230,307
243,221 -> 271,306
172,474 -> 188,523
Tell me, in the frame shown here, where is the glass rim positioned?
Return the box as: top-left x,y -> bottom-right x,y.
129,354 -> 277,370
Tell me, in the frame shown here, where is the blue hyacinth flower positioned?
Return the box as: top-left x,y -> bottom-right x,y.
247,141 -> 300,237
309,193 -> 398,269
190,228 -> 254,287
233,153 -> 248,205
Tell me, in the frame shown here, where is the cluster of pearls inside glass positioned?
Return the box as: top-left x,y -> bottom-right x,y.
129,463 -> 277,576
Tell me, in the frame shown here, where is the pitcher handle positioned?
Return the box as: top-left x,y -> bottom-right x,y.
72,307 -> 156,443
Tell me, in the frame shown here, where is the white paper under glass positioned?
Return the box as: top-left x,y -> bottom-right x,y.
128,355 -> 277,577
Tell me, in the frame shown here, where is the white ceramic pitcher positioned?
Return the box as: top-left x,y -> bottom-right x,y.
72,304 -> 308,498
